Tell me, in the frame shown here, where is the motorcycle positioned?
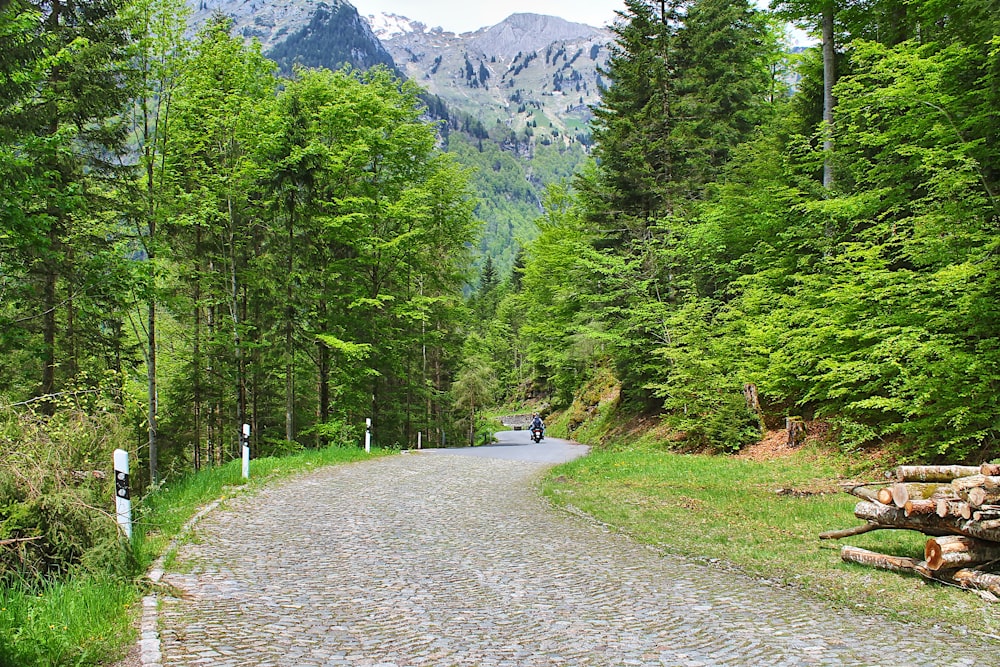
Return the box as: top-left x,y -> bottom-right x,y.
530,426 -> 544,443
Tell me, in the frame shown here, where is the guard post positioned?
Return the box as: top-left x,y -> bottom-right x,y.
365,417 -> 372,453
113,449 -> 132,540
241,423 -> 250,479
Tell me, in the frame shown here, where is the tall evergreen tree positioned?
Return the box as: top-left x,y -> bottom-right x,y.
0,0 -> 137,409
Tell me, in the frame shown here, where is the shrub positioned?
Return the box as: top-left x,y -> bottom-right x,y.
0,406 -> 133,582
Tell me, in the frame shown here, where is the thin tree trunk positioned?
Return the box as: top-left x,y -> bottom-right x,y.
228,198 -> 244,458
41,225 -> 58,415
821,3 -> 836,190
317,337 -> 329,446
193,226 -> 202,470
146,152 -> 159,483
285,200 -> 295,443
65,245 -> 76,378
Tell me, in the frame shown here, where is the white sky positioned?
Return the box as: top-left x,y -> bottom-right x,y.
350,0 -> 627,33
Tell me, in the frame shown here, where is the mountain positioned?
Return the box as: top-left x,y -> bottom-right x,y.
187,0 -> 394,72
186,3 -> 611,275
369,12 -> 610,150
366,12 -> 611,272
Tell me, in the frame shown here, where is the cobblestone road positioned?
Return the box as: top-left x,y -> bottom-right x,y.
158,441 -> 997,666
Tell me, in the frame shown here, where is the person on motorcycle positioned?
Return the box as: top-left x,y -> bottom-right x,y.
530,413 -> 545,440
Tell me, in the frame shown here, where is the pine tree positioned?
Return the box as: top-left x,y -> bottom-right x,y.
0,0 -> 137,410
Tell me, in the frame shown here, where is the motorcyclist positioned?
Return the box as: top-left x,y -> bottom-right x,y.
529,413 -> 545,440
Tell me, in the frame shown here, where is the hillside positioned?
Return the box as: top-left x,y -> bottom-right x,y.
187,0 -> 394,72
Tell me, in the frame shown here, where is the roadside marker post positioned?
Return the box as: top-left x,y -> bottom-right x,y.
113,449 -> 133,540
417,431 -> 422,450
365,417 -> 372,453
241,423 -> 250,479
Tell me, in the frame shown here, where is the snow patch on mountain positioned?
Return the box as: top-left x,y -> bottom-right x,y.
365,11 -> 427,40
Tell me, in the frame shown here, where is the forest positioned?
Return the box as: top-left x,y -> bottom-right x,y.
1,0 -> 999,641
1,0 -> 478,584
469,0 -> 1000,462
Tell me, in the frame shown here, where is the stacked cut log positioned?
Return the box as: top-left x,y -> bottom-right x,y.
823,463 -> 1000,601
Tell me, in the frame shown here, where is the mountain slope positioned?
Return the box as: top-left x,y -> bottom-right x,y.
365,12 -> 611,273
187,3 -> 609,275
187,0 -> 393,72
370,12 -> 610,148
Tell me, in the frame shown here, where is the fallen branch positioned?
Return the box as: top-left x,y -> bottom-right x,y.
820,522 -> 886,540
0,536 -> 42,547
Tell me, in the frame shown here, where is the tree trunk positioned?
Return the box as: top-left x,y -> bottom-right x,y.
840,483 -> 881,503
952,474 -> 1000,494
41,225 -> 58,416
951,569 -> 1000,597
147,274 -> 158,483
936,497 -> 971,520
903,499 -> 938,517
855,500 -> 1000,541
743,383 -> 760,413
841,545 -> 920,573
972,505 -> 1000,521
193,229 -> 202,470
925,535 -> 1000,571
820,523 -> 883,540
785,416 -> 806,446
894,465 -> 980,482
968,487 -> 1000,508
890,482 -> 951,508
285,199 -> 295,444
317,341 -> 329,447
821,2 -> 836,190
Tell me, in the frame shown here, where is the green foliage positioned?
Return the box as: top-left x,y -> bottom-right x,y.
0,575 -> 136,667
0,406 -> 132,582
445,133 -> 589,276
479,0 -> 1000,461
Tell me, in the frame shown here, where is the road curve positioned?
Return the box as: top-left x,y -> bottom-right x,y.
156,435 -> 996,666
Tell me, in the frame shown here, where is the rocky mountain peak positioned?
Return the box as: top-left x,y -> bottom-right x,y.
469,13 -> 604,59
186,0 -> 393,73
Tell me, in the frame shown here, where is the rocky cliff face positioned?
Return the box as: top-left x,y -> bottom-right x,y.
187,0 -> 394,72
367,11 -> 611,147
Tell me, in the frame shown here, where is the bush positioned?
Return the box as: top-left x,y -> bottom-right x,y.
0,406 -> 134,582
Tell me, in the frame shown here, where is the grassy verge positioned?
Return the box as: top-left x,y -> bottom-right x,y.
0,445 -> 387,667
542,442 -> 1000,637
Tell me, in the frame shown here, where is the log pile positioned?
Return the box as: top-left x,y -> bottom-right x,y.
823,463 -> 1000,601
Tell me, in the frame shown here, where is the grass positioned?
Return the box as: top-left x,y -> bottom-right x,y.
542,442 -> 1000,637
0,445 -> 387,667
0,576 -> 135,667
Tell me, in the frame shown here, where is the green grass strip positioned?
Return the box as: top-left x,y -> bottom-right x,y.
542,443 -> 1000,636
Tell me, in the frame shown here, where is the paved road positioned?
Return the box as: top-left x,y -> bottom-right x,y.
157,434 -> 996,666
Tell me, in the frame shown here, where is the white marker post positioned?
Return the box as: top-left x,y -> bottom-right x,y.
365,417 -> 372,453
417,431 -> 422,450
113,449 -> 132,540
241,423 -> 250,479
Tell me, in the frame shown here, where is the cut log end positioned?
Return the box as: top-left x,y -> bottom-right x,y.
925,535 -> 1000,571
904,499 -> 937,517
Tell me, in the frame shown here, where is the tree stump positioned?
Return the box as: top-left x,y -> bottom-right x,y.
785,416 -> 806,447
743,383 -> 761,413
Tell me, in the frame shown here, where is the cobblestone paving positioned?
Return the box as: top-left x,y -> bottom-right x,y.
159,450 -> 997,666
